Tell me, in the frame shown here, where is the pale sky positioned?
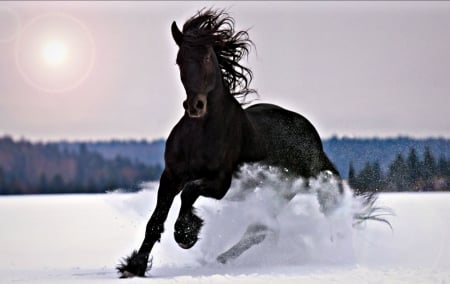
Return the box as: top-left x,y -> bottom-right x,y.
1,1 -> 449,142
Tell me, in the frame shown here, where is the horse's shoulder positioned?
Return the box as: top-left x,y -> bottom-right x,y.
166,117 -> 183,144
165,117 -> 189,161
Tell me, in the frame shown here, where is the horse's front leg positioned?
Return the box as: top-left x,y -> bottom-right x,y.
174,171 -> 232,249
117,170 -> 180,278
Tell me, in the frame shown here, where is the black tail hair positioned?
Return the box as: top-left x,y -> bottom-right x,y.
353,191 -> 394,230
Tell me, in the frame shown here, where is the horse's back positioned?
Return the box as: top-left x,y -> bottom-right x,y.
244,103 -> 338,177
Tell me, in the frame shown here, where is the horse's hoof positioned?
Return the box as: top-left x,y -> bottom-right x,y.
177,238 -> 197,249
119,271 -> 137,279
174,211 -> 203,249
217,254 -> 228,264
116,250 -> 152,278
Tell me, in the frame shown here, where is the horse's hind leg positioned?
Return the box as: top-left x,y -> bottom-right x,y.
316,170 -> 344,216
311,153 -> 344,215
216,223 -> 272,264
216,176 -> 304,264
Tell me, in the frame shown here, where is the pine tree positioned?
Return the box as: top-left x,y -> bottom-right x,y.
357,162 -> 372,191
447,156 -> 450,177
357,162 -> 372,192
406,148 -> 420,187
422,146 -> 436,181
356,161 -> 384,192
437,155 -> 448,177
0,166 -> 5,193
39,173 -> 48,193
372,161 -> 383,190
348,162 -> 357,189
50,174 -> 65,193
388,153 -> 408,191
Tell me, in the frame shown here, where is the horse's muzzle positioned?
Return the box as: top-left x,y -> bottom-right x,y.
184,94 -> 207,118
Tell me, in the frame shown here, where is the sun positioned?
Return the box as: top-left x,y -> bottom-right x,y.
15,12 -> 95,92
42,39 -> 68,67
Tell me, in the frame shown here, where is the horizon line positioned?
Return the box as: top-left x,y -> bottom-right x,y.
2,133 -> 450,144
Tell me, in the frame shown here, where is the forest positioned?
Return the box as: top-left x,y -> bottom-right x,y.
348,146 -> 450,192
1,135 -> 449,194
0,136 -> 162,195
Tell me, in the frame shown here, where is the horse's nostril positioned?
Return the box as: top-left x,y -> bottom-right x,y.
196,100 -> 204,110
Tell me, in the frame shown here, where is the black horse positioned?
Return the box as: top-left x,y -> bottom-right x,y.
117,9 -> 342,278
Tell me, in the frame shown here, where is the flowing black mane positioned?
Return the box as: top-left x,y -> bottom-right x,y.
181,9 -> 255,99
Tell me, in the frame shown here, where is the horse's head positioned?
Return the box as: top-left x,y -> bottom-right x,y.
171,9 -> 255,118
172,21 -> 220,119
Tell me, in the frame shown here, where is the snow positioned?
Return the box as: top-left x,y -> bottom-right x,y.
1,167 -> 449,283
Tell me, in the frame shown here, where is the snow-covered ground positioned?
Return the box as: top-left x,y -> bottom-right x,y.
1,169 -> 449,283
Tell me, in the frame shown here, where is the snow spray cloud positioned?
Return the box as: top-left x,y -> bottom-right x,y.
194,164 -> 375,268
111,164 -> 391,270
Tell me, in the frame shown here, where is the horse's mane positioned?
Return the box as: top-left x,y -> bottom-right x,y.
181,8 -> 256,100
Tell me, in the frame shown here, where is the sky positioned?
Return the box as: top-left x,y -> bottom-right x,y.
1,1 -> 449,142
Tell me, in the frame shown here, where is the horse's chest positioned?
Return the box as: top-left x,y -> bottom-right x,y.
168,135 -> 224,177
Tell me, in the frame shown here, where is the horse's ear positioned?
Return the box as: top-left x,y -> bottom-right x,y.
171,21 -> 183,46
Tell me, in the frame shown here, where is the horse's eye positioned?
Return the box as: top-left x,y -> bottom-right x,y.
204,54 -> 211,64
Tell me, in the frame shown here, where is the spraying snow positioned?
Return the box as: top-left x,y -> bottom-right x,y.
114,164 -> 389,274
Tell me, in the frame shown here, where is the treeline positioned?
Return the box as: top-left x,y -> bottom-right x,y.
349,146 -> 450,192
2,135 -> 450,194
55,139 -> 165,167
0,136 -> 163,195
323,136 -> 450,178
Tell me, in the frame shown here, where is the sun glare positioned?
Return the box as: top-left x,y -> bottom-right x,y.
15,12 -> 95,92
42,39 -> 68,67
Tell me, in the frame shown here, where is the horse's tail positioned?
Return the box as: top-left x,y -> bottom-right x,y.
318,153 -> 393,229
352,190 -> 394,230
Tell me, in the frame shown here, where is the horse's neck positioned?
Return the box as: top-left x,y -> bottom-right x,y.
208,84 -> 244,124
200,86 -> 247,152
210,92 -> 263,163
